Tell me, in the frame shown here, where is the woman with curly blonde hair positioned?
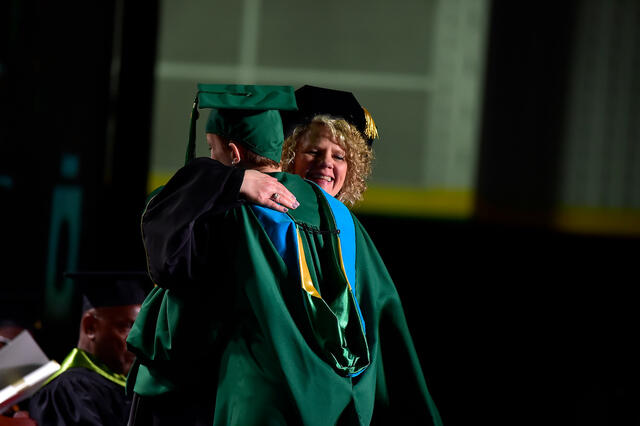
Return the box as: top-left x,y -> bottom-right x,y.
279,85 -> 378,207
181,85 -> 378,210
281,114 -> 373,207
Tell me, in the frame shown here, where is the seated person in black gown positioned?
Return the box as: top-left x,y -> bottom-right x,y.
28,271 -> 151,426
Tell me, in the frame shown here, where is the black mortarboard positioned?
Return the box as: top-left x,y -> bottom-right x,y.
64,271 -> 152,313
280,85 -> 379,147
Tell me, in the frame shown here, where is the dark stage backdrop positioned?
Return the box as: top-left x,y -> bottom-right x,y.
0,1 -> 158,361
358,214 -> 639,426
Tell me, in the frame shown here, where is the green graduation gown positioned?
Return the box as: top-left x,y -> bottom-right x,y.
127,158 -> 442,425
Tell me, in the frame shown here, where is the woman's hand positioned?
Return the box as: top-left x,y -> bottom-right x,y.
240,170 -> 299,213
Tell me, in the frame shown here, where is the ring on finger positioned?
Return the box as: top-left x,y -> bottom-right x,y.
271,192 -> 280,201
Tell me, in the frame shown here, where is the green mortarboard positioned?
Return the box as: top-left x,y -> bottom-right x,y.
280,85 -> 379,147
186,84 -> 298,164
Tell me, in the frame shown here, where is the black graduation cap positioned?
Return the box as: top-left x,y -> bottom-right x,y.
280,85 -> 379,147
63,271 -> 152,313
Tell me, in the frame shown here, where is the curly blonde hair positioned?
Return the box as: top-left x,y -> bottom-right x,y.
281,115 -> 373,206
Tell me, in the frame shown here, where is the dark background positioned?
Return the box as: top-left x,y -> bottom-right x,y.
1,1 -> 638,425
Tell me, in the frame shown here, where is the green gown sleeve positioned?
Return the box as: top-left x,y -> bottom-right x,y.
128,158 -> 245,396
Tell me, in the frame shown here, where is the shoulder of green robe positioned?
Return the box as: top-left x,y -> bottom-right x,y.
271,173 -> 323,226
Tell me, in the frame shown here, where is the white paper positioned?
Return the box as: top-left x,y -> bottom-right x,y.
0,330 -> 60,413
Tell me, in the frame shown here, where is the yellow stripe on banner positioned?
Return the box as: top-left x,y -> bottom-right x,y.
148,171 -> 175,194
353,185 -> 474,219
147,172 -> 640,236
554,207 -> 640,236
296,230 -> 321,298
148,172 -> 474,218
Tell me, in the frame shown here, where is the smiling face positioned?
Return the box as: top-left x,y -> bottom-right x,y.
292,123 -> 348,197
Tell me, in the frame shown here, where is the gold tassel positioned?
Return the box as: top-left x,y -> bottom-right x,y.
362,107 -> 379,140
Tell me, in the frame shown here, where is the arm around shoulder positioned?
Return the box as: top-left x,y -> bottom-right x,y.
142,158 -> 245,287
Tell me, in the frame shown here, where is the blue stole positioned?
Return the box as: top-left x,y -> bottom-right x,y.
251,186 -> 368,377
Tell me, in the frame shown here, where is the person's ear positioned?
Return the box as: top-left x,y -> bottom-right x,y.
228,142 -> 242,166
81,311 -> 98,340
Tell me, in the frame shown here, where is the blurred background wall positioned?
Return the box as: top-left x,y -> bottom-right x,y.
148,0 -> 488,220
1,1 -> 639,425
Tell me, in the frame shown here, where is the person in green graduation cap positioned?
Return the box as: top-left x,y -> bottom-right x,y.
126,84 -> 442,426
